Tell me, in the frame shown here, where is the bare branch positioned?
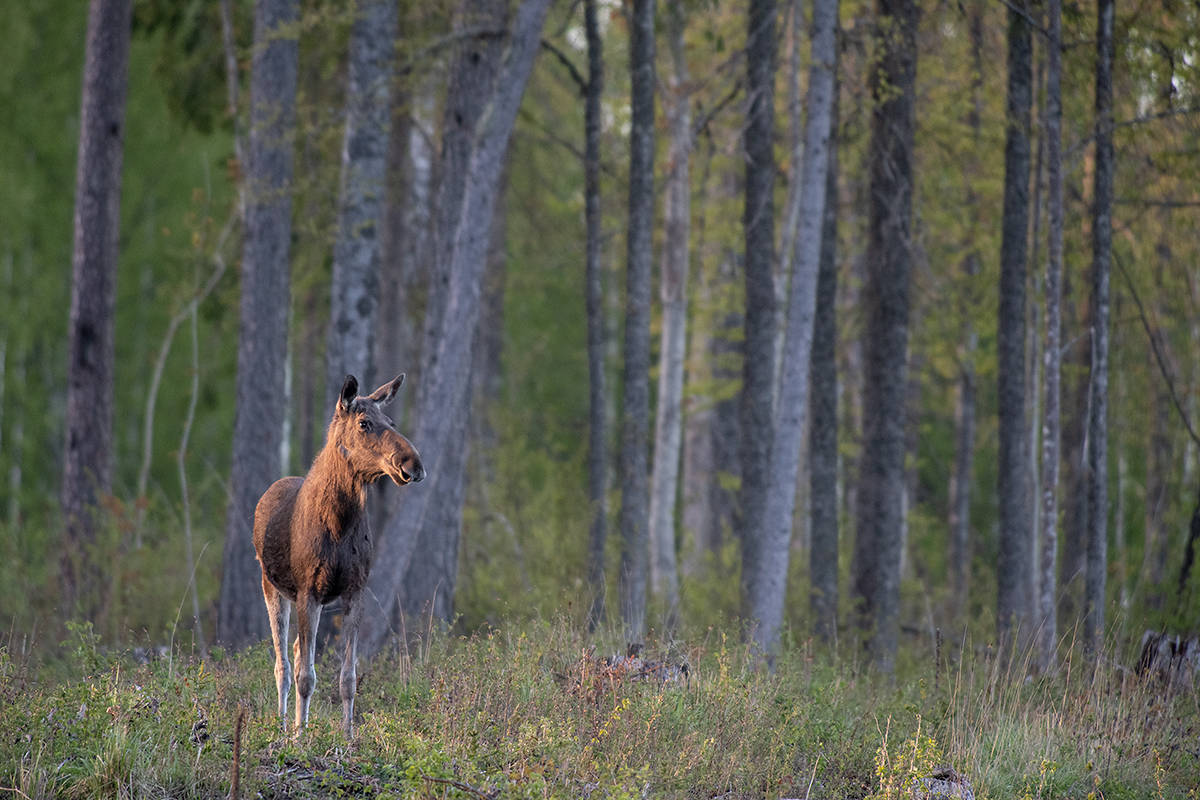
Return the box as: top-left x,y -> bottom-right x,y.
541,38 -> 588,95
1114,249 -> 1200,448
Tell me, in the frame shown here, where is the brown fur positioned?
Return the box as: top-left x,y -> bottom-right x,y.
253,374 -> 423,737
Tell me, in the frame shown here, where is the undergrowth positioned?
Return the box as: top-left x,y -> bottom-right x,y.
0,619 -> 1196,799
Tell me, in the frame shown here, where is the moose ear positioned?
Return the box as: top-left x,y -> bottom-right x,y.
369,374 -> 404,406
339,374 -> 359,413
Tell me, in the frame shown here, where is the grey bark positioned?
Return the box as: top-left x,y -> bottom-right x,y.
948,0 -> 983,617
1084,0 -> 1113,653
61,0 -> 132,619
388,0 -> 509,630
417,0 -> 506,401
1059,292 -> 1089,624
739,0 -> 778,629
850,0 -> 918,674
619,0 -> 656,642
682,143 -> 740,577
326,0 -> 400,416
363,0 -> 552,651
774,0 -> 804,395
648,0 -> 691,622
1037,0 -> 1064,674
584,0 -> 609,628
218,0 -> 299,649
809,68 -> 840,645
751,0 -> 838,657
996,0 -> 1034,656
1143,264 -> 1173,608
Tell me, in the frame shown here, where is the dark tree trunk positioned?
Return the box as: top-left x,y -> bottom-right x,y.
325,0 -> 399,414
1059,276 -> 1090,626
619,0 -> 656,642
850,0 -> 918,674
218,0 -> 299,649
61,0 -> 133,619
810,67 -> 841,645
739,0 -> 778,631
584,0 -> 609,629
1037,0 -> 1064,673
948,0 -> 984,617
1085,0 -> 1113,653
752,0 -> 838,656
363,0 -> 552,652
996,0 -> 1034,656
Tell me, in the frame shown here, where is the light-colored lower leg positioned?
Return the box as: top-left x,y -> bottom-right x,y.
339,595 -> 364,738
263,577 -> 292,731
294,596 -> 321,731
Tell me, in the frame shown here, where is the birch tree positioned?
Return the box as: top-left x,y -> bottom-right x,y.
648,0 -> 691,622
1037,0 -> 1065,673
363,0 -> 553,652
749,0 -> 838,656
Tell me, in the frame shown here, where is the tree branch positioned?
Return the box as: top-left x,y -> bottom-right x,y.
541,38 -> 588,95
1114,249 -> 1200,449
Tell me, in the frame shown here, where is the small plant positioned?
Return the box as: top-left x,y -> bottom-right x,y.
871,715 -> 944,800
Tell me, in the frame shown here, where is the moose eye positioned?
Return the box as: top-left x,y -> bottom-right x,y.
358,420 -> 370,432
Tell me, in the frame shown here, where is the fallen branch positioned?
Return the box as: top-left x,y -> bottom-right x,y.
421,774 -> 501,800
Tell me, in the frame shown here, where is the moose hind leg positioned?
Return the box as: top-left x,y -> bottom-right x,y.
263,575 -> 292,730
339,593 -> 365,738
294,594 -> 321,732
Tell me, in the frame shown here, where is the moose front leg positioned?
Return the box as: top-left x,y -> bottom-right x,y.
263,576 -> 292,731
339,593 -> 365,738
294,593 -> 322,733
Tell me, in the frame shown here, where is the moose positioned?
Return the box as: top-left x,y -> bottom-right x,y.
254,373 -> 424,738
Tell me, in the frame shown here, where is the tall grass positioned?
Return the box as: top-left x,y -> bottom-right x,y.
1,618 -> 1196,799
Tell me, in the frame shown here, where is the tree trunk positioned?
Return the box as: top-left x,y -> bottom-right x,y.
584,0 -> 608,628
996,0 -> 1034,657
218,0 -> 299,649
326,0 -> 399,414
809,66 -> 840,645
1143,327 -> 1173,607
948,0 -> 984,617
619,0 -> 657,642
1037,0 -> 1064,673
850,0 -> 918,674
363,0 -> 552,652
415,0 -> 507,401
383,0 -> 509,630
61,0 -> 132,620
1084,0 -> 1113,653
682,142 -> 740,577
648,0 -> 691,623
739,0 -> 778,631
775,0 -> 804,398
751,0 -> 838,657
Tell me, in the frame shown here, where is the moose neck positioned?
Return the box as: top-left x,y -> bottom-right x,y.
303,428 -> 370,539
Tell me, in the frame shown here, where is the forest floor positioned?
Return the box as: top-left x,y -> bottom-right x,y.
1,618 -> 1197,799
